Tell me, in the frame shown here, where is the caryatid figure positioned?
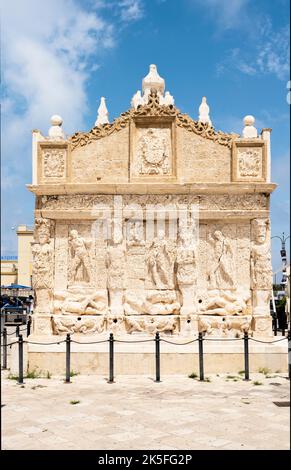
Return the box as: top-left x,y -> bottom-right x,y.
106,221 -> 126,318
69,229 -> 92,284
32,218 -> 54,313
176,225 -> 198,315
250,219 -> 272,315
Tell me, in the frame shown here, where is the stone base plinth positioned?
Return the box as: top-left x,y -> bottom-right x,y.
10,334 -> 288,376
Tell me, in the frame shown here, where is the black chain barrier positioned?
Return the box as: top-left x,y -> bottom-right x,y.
2,331 -> 289,384
0,317 -> 32,338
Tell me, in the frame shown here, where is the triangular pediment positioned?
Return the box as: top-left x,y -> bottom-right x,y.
70,90 -> 238,150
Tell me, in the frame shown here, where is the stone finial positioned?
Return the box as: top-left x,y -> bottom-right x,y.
198,97 -> 212,126
142,64 -> 165,96
163,91 -> 174,106
95,97 -> 109,126
242,115 -> 258,138
48,115 -> 65,139
131,90 -> 144,109
131,65 -> 174,108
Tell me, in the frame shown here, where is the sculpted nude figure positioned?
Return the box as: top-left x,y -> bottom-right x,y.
69,229 -> 92,284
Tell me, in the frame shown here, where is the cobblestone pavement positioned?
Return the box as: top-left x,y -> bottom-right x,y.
1,371 -> 290,450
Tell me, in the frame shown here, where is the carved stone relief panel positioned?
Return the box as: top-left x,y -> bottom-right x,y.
54,223 -> 68,291
43,149 -> 66,177
130,120 -> 176,181
206,224 -> 236,290
67,223 -> 96,287
135,127 -> 171,175
52,315 -> 106,335
39,143 -> 68,182
232,141 -> 266,182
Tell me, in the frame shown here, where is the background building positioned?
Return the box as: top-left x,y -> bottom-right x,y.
1,225 -> 33,287
0,256 -> 18,286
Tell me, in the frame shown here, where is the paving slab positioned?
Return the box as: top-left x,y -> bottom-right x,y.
1,371 -> 289,450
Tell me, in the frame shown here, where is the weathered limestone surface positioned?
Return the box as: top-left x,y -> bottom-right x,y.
28,65 -> 276,342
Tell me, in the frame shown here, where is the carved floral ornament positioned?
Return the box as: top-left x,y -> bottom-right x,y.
238,148 -> 262,177
70,90 -> 239,150
43,148 -> 66,178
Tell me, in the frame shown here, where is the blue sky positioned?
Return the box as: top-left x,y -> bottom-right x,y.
1,0 -> 290,274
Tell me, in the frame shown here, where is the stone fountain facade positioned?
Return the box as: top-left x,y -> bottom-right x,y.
28,65 -> 276,342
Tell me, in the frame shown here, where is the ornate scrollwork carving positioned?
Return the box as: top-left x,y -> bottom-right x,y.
70,90 -> 237,150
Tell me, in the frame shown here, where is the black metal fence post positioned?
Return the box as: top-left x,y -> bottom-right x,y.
282,326 -> 285,337
27,317 -> 32,337
155,332 -> 161,383
273,314 -> 277,336
108,333 -> 114,383
16,325 -> 20,338
244,332 -> 250,381
288,330 -> 291,380
18,334 -> 24,384
2,328 -> 7,370
198,332 -> 204,381
65,333 -> 71,383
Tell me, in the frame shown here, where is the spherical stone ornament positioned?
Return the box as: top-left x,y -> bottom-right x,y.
243,115 -> 255,126
242,115 -> 257,138
50,115 -> 63,127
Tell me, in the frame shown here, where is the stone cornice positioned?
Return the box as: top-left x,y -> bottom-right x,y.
69,90 -> 239,150
27,182 -> 277,196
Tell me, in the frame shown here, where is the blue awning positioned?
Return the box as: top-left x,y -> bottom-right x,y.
4,284 -> 32,289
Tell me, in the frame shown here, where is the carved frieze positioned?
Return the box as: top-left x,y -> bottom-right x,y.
52,315 -> 105,335
125,315 -> 179,335
198,315 -> 251,337
38,193 -> 269,211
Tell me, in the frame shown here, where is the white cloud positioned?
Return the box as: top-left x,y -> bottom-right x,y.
216,23 -> 290,81
118,0 -> 144,22
1,0 -> 143,254
2,0 -> 115,143
193,0 -> 290,81
256,26 -> 290,80
193,0 -> 249,30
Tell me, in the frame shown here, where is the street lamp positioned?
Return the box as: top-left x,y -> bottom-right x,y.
271,232 -> 290,286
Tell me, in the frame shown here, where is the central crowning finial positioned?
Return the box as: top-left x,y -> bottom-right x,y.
142,64 -> 165,96
131,64 -> 174,109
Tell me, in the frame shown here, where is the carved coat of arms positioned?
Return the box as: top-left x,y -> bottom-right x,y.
137,128 -> 170,175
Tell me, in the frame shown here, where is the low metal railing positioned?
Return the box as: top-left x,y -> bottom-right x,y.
1,329 -> 290,384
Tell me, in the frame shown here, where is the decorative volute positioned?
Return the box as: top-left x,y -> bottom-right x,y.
242,115 -> 258,138
198,97 -> 212,127
142,64 -> 165,96
95,97 -> 109,126
48,115 -> 65,139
